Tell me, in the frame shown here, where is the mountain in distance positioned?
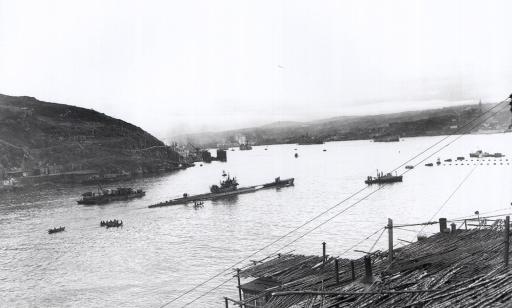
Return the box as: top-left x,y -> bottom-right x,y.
175,102 -> 510,147
0,94 -> 183,185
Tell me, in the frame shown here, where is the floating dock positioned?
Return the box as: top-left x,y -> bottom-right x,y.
148,178 -> 294,208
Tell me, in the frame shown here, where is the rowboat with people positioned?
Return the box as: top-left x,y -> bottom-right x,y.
48,226 -> 65,234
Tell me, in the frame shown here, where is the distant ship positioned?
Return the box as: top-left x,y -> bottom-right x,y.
239,143 -> 253,151
77,187 -> 145,205
373,136 -> 400,142
365,170 -> 403,184
297,135 -> 324,145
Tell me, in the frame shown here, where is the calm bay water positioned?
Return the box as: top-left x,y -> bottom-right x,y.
1,133 -> 512,307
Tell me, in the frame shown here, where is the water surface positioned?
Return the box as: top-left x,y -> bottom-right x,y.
1,133 -> 512,307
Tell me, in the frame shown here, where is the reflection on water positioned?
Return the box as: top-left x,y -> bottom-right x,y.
1,133 -> 512,307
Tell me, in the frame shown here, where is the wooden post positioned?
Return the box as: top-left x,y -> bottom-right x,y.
505,216 -> 510,268
350,260 -> 356,281
439,218 -> 447,233
334,259 -> 340,285
236,268 -> 243,307
450,223 -> 456,232
224,297 -> 229,308
322,242 -> 326,264
388,218 -> 393,263
464,219 -> 467,230
364,255 -> 372,280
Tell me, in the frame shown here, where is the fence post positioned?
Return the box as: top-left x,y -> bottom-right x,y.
224,297 -> 229,308
505,216 -> 510,268
334,258 -> 340,284
388,218 -> 393,263
439,218 -> 447,233
364,255 -> 372,280
236,268 -> 242,307
450,223 -> 456,232
350,260 -> 356,281
322,242 -> 326,264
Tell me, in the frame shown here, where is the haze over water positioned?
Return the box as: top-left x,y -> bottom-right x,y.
1,133 -> 512,307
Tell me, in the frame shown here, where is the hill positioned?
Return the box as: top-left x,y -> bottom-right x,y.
0,94 -> 183,184
176,103 -> 511,147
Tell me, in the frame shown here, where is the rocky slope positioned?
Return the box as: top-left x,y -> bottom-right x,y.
0,94 -> 182,182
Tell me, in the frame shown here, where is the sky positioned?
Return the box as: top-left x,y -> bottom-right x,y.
1,0 -> 512,139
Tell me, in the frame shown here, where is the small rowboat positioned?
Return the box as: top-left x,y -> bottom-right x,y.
48,227 -> 65,234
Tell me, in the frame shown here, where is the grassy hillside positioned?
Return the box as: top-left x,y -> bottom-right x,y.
0,94 -> 182,180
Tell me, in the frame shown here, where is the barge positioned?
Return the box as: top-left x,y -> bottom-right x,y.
77,187 -> 145,205
149,175 -> 294,208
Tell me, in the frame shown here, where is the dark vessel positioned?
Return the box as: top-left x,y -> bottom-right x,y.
405,165 -> 414,169
48,226 -> 65,234
425,163 -> 434,167
294,153 -> 299,158
77,187 -> 145,205
365,171 -> 403,184
444,158 -> 452,162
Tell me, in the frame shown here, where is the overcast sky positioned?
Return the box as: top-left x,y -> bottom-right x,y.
1,0 -> 512,139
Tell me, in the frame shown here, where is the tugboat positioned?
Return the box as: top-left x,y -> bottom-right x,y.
77,186 -> 145,205
210,173 -> 239,193
48,226 -> 65,234
365,170 -> 403,185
